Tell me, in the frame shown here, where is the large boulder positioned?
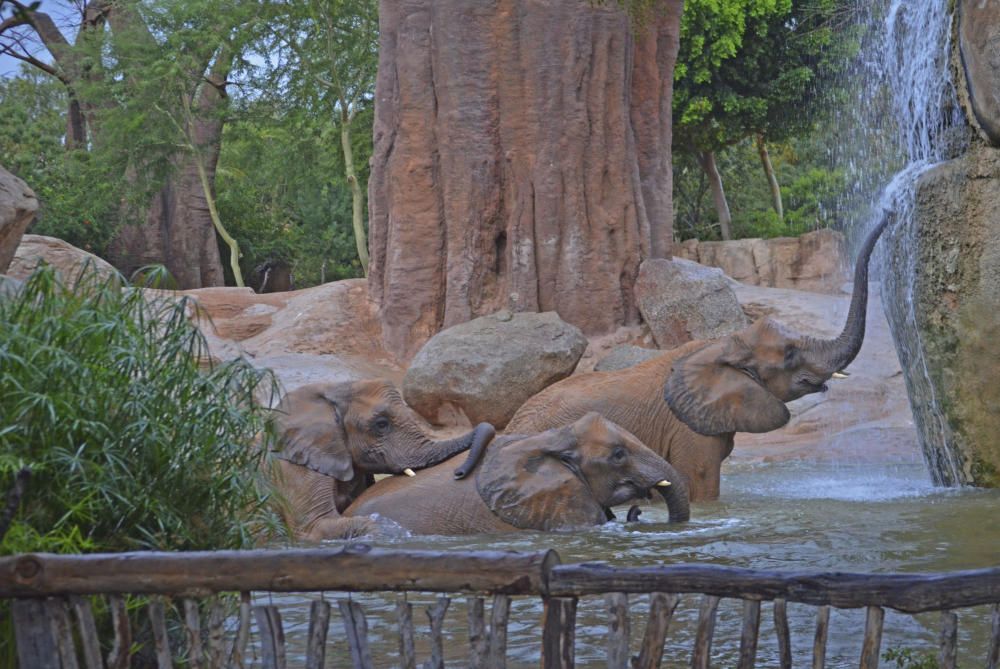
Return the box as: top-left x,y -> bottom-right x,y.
958,0 -> 1000,145
402,310 -> 588,428
8,234 -> 119,286
673,229 -> 848,294
882,142 -> 1000,486
0,168 -> 39,274
594,344 -> 662,372
635,257 -> 748,349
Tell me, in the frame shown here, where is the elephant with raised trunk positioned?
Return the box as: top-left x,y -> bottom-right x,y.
269,379 -> 494,540
344,413 -> 690,535
507,215 -> 890,502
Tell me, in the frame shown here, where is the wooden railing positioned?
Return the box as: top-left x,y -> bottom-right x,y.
1,544 -> 999,668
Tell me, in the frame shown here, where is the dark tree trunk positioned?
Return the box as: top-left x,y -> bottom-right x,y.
368,0 -> 683,359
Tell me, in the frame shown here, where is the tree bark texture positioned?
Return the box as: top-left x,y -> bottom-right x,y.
696,150 -> 732,241
368,0 -> 683,359
756,134 -> 783,222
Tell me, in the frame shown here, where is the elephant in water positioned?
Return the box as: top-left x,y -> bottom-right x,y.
506,214 -> 890,502
344,412 -> 690,535
268,379 -> 494,540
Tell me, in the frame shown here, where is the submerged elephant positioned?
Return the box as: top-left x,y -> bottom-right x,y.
507,215 -> 890,502
344,412 -> 690,535
268,379 -> 494,540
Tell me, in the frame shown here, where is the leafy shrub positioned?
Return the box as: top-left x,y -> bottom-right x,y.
0,265 -> 281,555
883,646 -> 940,669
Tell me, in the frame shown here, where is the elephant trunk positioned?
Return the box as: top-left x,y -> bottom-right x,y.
398,423 -> 495,473
809,211 -> 891,374
656,476 -> 690,524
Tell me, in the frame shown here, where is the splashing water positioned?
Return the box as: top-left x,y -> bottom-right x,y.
845,0 -> 966,485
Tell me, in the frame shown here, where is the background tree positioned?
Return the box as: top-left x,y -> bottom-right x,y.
673,0 -> 858,239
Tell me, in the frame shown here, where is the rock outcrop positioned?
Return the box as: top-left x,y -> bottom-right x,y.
635,258 -> 747,350
673,229 -> 848,294
402,311 -> 587,428
958,0 -> 1000,146
8,234 -> 119,286
0,167 -> 38,274
882,143 -> 1000,486
368,0 -> 684,359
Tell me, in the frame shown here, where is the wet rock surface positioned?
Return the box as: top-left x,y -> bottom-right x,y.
958,0 -> 1000,145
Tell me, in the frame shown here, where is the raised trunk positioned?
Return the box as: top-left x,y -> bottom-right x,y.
368,0 -> 683,359
811,212 -> 891,373
696,150 -> 733,240
400,423 -> 495,474
756,134 -> 784,222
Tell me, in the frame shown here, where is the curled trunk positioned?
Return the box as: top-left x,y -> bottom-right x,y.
657,477 -> 690,523
400,423 -> 495,474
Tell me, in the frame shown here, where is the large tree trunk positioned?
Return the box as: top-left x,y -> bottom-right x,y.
368,0 -> 682,360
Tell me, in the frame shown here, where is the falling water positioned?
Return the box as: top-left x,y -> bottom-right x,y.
844,0 -> 967,484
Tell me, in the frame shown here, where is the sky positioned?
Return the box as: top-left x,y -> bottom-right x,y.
0,1 -> 81,78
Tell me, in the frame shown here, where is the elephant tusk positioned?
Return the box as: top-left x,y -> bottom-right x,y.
403,468 -> 416,477
655,480 -> 671,487
832,371 -> 850,379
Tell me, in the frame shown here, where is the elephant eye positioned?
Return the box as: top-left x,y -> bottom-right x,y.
611,446 -> 627,463
370,416 -> 392,436
784,346 -> 800,365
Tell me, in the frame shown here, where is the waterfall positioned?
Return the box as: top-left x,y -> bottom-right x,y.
847,0 -> 966,485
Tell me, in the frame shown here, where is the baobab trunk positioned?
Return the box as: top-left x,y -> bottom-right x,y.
368,0 -> 683,359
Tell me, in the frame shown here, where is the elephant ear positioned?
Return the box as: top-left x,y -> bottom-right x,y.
271,385 -> 355,482
475,430 -> 607,531
663,338 -> 790,436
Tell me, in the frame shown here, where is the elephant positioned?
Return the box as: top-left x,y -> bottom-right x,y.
267,379 -> 494,540
506,214 -> 890,503
343,412 -> 690,535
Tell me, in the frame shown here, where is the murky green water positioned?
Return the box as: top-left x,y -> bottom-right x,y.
248,462 -> 1000,668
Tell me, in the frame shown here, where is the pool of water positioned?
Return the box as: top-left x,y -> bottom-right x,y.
247,462 -> 1000,668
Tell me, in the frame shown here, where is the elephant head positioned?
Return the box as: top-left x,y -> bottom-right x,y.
476,413 -> 690,530
272,379 -> 494,511
663,213 -> 890,436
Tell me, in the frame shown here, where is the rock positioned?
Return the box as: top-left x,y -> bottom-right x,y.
675,229 -> 848,293
594,345 -> 662,372
0,274 -> 23,299
958,1 -> 1000,145
402,311 -> 588,428
0,167 -> 39,274
8,234 -> 120,287
367,0 -> 683,359
635,257 -> 748,349
881,142 -> 1000,486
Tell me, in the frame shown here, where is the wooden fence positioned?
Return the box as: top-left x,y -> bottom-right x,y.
1,544 -> 999,668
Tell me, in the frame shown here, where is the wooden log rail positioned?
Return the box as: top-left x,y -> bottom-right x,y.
1,546 -> 998,669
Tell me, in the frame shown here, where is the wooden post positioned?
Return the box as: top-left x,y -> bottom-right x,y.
228,591 -> 252,669
488,594 -> 512,669
305,599 -> 331,669
773,599 -> 791,669
70,595 -> 103,669
858,606 -> 884,669
425,596 -> 451,669
690,595 -> 720,669
183,598 -> 204,669
107,594 -> 132,669
339,599 -> 374,669
48,598 -> 81,669
396,596 -> 416,669
542,597 -> 577,669
148,597 -> 173,669
988,603 -> 999,669
736,599 -> 761,669
606,593 -> 630,669
812,605 -> 830,669
634,592 -> 679,669
11,598 -> 60,669
938,610 -> 957,669
253,605 -> 287,669
469,597 -> 488,668
208,598 -> 226,669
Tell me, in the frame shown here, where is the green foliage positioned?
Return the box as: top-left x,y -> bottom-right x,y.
0,70 -> 123,254
674,131 -> 847,241
883,646 -> 940,669
0,265 -> 282,556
